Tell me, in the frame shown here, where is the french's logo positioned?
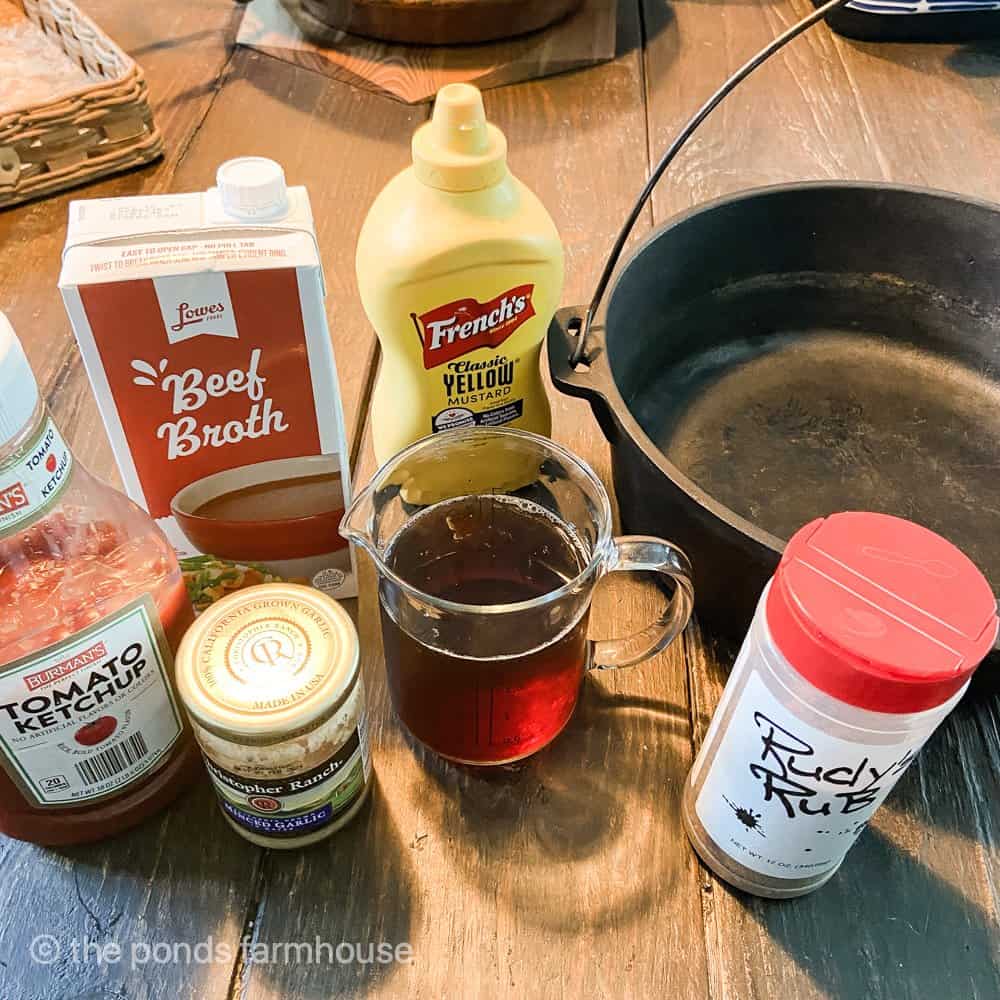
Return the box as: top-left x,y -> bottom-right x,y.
413,285 -> 536,369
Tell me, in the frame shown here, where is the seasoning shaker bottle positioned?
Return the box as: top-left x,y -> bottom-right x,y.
175,584 -> 372,848
682,512 -> 998,898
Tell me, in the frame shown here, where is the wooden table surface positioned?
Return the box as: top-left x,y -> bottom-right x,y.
2,2 -> 1000,998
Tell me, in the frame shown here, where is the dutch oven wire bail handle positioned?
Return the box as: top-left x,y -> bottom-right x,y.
561,0 -> 851,371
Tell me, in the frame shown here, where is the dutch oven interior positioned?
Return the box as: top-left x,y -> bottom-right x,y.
605,185 -> 1000,580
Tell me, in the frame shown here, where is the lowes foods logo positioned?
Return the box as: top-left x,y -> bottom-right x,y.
154,273 -> 239,345
412,285 -> 536,368
170,300 -> 227,336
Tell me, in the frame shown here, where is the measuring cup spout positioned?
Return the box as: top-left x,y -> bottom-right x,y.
339,484 -> 378,561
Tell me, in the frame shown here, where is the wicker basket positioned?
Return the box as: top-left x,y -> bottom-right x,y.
299,0 -> 584,45
0,0 -> 162,209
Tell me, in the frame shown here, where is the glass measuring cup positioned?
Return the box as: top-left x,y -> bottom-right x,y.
341,428 -> 694,765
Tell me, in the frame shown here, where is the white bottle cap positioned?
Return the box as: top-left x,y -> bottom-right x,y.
216,157 -> 289,220
0,311 -> 40,447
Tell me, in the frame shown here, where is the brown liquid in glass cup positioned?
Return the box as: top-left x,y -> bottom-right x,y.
342,428 -> 695,766
380,494 -> 590,763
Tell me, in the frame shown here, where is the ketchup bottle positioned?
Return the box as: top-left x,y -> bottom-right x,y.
0,313 -> 201,845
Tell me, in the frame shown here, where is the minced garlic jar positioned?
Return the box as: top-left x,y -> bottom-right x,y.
175,583 -> 372,848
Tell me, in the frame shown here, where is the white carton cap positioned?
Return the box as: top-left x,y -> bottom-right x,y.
0,311 -> 40,447
216,158 -> 289,220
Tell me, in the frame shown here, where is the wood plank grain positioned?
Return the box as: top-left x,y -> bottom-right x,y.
0,15 -> 416,1000
640,1 -> 1000,995
641,0 -> 885,220
821,33 -> 1000,195
0,5 -> 258,999
240,4 -> 712,998
0,785 -> 263,1000
641,0 -> 1000,224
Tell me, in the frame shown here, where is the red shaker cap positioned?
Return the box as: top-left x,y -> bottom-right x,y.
765,512 -> 998,714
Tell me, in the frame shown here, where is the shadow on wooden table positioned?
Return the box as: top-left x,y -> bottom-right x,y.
702,647 -> 1000,996
0,780 -> 260,1000
946,41 -> 1000,78
736,821 -> 1000,998
246,777 -> 417,998
836,33 -> 1000,86
878,684 -> 1000,841
405,674 -> 695,932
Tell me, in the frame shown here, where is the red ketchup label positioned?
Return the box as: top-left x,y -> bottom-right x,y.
0,416 -> 73,538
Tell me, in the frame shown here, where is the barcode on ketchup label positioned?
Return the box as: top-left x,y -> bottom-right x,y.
59,185 -> 357,602
75,730 -> 149,785
0,594 -> 182,806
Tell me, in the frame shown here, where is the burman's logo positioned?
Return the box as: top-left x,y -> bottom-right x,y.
412,285 -> 536,369
24,641 -> 108,692
170,300 -> 227,335
0,482 -> 28,517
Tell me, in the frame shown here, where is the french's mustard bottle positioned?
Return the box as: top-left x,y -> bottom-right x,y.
356,83 -> 564,472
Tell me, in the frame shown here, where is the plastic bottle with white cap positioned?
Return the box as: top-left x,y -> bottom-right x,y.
215,157 -> 290,221
356,83 -> 564,471
0,311 -> 200,845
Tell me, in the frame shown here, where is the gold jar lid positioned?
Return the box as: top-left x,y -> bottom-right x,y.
175,583 -> 359,742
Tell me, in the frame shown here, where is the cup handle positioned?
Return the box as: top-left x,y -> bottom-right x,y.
590,536 -> 695,671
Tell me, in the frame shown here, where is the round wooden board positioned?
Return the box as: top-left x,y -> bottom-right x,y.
299,0 -> 583,44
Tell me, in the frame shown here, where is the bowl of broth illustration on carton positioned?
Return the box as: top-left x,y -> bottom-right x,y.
170,454 -> 347,589
59,158 -> 356,611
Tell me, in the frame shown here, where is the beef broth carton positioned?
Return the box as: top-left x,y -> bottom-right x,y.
59,158 -> 357,609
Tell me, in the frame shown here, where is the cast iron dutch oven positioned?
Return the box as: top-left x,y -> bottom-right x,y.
549,182 -> 1000,636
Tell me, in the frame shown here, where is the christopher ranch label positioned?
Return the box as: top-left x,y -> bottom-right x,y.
58,183 -> 357,603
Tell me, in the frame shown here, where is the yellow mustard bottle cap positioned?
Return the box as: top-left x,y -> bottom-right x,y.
412,83 -> 508,193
